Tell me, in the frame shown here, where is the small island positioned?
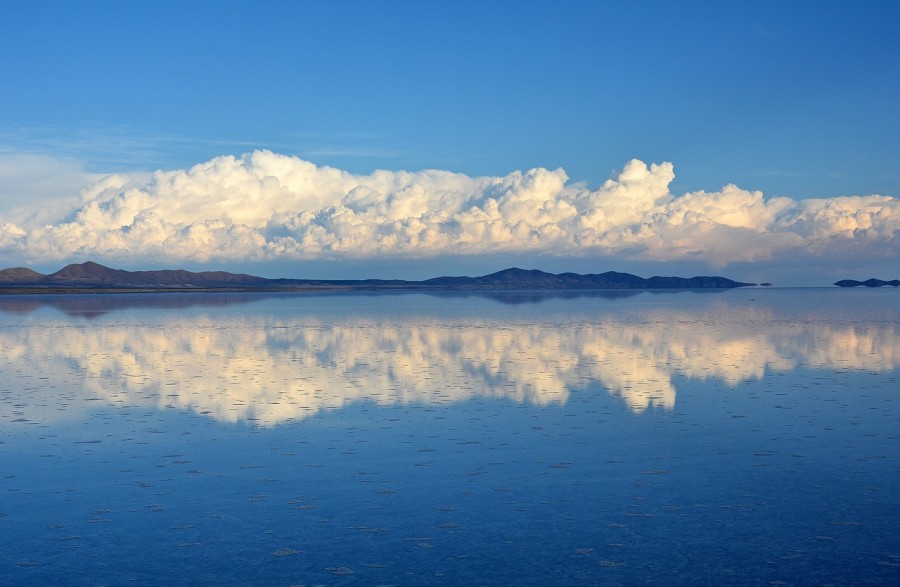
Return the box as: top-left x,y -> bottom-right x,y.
834,278 -> 900,288
0,261 -> 756,294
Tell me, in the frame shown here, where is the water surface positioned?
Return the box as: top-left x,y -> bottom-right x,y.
1,289 -> 898,585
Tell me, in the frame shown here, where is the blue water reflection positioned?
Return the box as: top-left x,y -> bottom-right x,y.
1,289 -> 898,585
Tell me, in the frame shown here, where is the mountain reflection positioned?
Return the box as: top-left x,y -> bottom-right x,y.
0,292 -> 264,317
0,288 -> 650,317
1,307 -> 897,426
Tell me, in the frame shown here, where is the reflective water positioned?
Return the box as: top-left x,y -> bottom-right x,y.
1,289 -> 898,585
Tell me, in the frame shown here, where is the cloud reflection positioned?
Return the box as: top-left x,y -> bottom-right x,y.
1,306 -> 897,426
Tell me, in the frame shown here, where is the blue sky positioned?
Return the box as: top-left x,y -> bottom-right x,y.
1,1 -> 898,285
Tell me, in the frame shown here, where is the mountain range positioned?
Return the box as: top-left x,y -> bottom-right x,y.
834,278 -> 900,287
0,261 -> 756,291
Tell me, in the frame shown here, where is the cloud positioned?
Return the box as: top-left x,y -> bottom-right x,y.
2,303 -> 896,426
0,154 -> 101,225
0,150 -> 896,267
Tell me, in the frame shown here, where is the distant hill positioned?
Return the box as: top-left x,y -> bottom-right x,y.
0,262 -> 756,292
1,261 -> 270,288
834,278 -> 900,288
0,267 -> 45,283
422,267 -> 754,289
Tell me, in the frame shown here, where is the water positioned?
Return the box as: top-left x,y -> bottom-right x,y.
1,288 -> 898,585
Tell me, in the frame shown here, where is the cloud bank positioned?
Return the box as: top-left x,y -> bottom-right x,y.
1,150 -> 897,267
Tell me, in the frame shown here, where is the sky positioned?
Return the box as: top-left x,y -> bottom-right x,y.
1,0 -> 898,285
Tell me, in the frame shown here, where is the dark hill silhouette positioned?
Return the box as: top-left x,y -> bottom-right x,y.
0,261 -> 755,291
835,278 -> 900,287
0,267 -> 45,283
46,261 -> 269,287
424,267 -> 753,289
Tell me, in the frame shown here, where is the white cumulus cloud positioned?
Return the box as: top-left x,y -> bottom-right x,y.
0,150 -> 896,267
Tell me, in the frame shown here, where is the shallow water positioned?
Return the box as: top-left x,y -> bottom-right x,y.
1,288 -> 898,585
